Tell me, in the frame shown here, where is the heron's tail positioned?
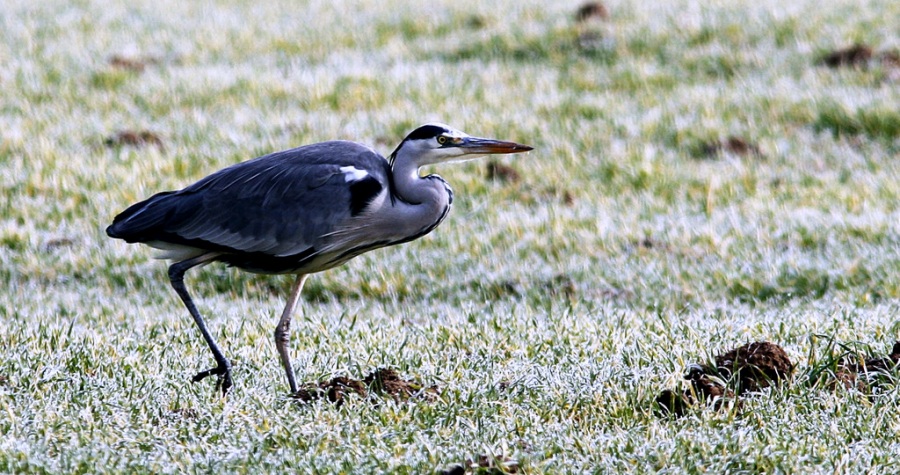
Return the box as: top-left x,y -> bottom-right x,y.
106,191 -> 178,243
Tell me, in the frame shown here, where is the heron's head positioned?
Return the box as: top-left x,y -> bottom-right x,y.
390,123 -> 533,168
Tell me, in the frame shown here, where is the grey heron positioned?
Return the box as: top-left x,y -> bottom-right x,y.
106,123 -> 533,395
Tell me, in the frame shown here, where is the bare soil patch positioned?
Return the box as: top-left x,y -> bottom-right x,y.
818,44 -> 873,68
292,368 -> 437,405
575,2 -> 609,22
104,130 -> 165,150
108,54 -> 159,73
43,237 -> 76,250
707,341 -> 794,394
486,160 -> 521,183
699,136 -> 762,159
656,341 -> 793,417
829,341 -> 900,392
440,454 -> 520,474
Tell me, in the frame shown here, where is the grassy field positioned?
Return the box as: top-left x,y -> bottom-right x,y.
2,0 -> 900,472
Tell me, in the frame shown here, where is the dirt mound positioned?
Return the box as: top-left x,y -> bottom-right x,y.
486,160 -> 521,183
43,237 -> 76,250
708,341 -> 794,394
363,367 -> 435,400
830,341 -> 900,392
655,389 -> 691,417
657,340 -> 900,416
440,454 -> 519,475
818,44 -> 873,68
104,130 -> 165,150
575,2 -> 609,22
700,136 -> 762,159
817,44 -> 900,70
656,366 -> 738,417
685,366 -> 735,403
292,368 -> 437,405
880,51 -> 900,68
167,407 -> 199,419
656,341 -> 793,417
108,54 -> 160,72
292,376 -> 367,406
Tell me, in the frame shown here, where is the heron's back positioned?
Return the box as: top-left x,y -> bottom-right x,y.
107,141 -> 395,272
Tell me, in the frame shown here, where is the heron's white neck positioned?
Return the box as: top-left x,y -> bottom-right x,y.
390,151 -> 448,206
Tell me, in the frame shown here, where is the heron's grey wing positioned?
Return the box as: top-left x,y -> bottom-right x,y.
108,141 -> 390,258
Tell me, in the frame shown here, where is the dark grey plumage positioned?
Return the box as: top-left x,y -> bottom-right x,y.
108,141 -> 390,273
107,123 -> 532,396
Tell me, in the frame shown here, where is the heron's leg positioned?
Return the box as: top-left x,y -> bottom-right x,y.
168,253 -> 234,395
275,274 -> 309,394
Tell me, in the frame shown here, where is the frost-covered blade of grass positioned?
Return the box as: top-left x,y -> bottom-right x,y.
1,0 -> 899,472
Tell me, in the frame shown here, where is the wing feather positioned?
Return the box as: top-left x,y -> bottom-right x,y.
107,141 -> 390,259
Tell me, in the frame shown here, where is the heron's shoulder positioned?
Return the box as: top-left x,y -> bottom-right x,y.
186,141 -> 389,193
276,141 -> 386,165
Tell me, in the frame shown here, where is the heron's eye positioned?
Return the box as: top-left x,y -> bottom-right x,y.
437,136 -> 447,145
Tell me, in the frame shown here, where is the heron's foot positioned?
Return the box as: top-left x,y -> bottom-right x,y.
191,361 -> 233,396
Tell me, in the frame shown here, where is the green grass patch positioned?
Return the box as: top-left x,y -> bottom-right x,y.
3,0 -> 900,472
813,103 -> 900,141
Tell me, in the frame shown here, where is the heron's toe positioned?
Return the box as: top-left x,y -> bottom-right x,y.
191,360 -> 233,396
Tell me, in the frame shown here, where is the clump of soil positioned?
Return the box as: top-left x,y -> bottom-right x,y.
656,367 -> 737,417
656,341 -> 793,417
363,367 -> 435,400
44,237 -> 75,250
707,341 -> 794,394
104,130 -> 165,150
685,365 -> 735,402
108,54 -> 159,72
486,160 -> 521,183
575,2 -> 609,22
464,14 -> 488,30
635,237 -> 657,249
439,466 -> 465,475
832,366 -> 867,392
293,376 -> 367,406
817,44 -> 900,76
830,341 -> 900,392
879,51 -> 900,68
292,367 -> 437,405
655,389 -> 692,417
700,136 -> 762,159
818,44 -> 873,68
440,454 -> 520,475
